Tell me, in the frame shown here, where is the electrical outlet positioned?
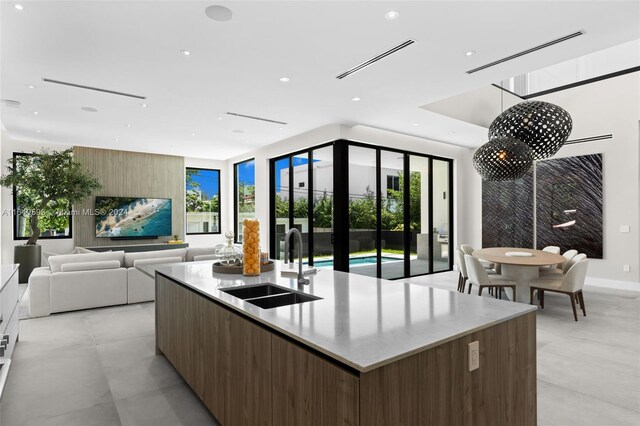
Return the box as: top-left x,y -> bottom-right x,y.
468,341 -> 479,372
623,265 -> 630,272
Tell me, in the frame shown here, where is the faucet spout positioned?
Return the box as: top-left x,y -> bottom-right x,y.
283,228 -> 309,285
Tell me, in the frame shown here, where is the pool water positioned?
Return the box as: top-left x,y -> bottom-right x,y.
312,256 -> 401,268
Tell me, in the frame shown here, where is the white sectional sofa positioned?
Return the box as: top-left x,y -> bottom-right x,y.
28,246 -> 217,317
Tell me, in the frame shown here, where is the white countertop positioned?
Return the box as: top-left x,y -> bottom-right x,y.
149,261 -> 536,373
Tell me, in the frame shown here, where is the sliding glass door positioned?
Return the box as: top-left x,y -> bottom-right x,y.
270,140 -> 452,278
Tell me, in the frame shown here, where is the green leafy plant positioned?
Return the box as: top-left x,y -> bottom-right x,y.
0,149 -> 102,245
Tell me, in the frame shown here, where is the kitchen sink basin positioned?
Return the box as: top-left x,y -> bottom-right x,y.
220,283 -> 290,300
219,283 -> 322,309
246,292 -> 322,309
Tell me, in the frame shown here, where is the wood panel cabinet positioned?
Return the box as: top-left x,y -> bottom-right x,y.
156,275 -> 536,426
156,275 -> 272,425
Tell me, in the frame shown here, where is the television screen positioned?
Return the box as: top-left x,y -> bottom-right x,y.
95,197 -> 172,238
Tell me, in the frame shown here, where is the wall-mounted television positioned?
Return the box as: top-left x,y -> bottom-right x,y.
95,197 -> 172,238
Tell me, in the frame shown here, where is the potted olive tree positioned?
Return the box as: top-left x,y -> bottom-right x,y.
0,149 -> 102,282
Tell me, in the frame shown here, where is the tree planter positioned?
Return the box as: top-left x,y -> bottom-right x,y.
14,245 -> 41,283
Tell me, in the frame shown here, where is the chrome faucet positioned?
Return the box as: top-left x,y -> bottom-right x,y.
284,228 -> 309,286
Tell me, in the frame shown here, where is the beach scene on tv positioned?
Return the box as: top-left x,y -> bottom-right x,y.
95,197 -> 172,238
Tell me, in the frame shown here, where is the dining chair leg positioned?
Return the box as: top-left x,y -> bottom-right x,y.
457,274 -> 462,292
569,293 -> 578,321
529,287 -> 535,305
511,286 -> 516,302
540,290 -> 545,309
478,286 -> 484,296
468,283 -> 473,294
578,291 -> 586,316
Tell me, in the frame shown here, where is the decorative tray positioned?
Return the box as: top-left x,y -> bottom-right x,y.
212,261 -> 274,274
505,251 -> 533,257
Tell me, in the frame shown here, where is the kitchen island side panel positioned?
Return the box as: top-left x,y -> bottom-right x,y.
360,311 -> 536,426
156,275 -> 272,425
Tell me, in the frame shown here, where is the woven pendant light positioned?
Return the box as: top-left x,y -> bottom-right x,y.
473,137 -> 534,181
488,101 -> 572,160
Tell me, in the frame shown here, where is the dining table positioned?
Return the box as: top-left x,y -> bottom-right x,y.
473,247 -> 566,303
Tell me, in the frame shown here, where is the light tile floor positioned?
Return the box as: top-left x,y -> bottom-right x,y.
1,273 -> 638,426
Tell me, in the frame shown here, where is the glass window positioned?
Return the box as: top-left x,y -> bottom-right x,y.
186,167 -> 221,234
234,159 -> 255,242
432,159 -> 451,272
12,153 -> 72,240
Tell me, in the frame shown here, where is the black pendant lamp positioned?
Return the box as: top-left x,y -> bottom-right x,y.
472,137 -> 534,181
488,101 -> 572,160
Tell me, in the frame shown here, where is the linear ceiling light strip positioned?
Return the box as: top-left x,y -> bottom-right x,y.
336,40 -> 415,79
42,78 -> 147,99
564,134 -> 612,145
225,112 -> 287,125
466,31 -> 584,74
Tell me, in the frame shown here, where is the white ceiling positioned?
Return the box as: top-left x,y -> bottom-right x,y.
2,1 -> 639,159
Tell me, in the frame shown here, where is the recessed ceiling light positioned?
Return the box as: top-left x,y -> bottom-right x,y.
465,50 -> 476,56
233,129 -> 244,134
114,138 -> 120,142
26,85 -> 35,89
217,116 -> 223,120
279,77 -> 290,83
125,123 -> 131,128
412,123 -> 420,126
191,133 -> 197,136
81,106 -> 98,112
35,130 -> 41,133
13,4 -> 23,10
205,5 -> 233,22
352,97 -> 361,102
180,50 -> 191,56
385,10 -> 399,20
33,111 -> 39,115
278,127 -> 284,130
450,131 -> 456,135
141,103 -> 148,108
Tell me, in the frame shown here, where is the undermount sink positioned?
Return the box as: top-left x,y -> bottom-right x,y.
220,283 -> 289,300
219,283 -> 322,309
246,292 -> 321,309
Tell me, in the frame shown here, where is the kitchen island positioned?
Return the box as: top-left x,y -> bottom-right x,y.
144,261 -> 537,426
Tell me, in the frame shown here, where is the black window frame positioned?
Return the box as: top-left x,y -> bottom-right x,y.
185,167 -> 222,235
12,152 -> 73,241
233,158 -> 256,243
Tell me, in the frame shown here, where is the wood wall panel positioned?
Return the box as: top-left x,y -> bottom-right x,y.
72,146 -> 184,247
272,335 -> 359,426
360,312 -> 536,426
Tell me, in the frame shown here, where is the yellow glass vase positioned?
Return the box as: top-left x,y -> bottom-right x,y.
242,219 -> 260,276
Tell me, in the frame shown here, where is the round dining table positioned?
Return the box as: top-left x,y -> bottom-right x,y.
473,247 -> 565,303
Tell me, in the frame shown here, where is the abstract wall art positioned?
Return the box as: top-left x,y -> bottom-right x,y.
536,154 -> 603,258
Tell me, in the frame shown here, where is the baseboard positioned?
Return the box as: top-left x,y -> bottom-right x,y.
585,276 -> 640,292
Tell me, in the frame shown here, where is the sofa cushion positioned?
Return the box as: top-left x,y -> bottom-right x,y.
124,248 -> 186,268
132,256 -> 184,267
193,254 -> 218,261
60,260 -> 121,272
185,247 -> 218,262
48,251 -> 125,273
43,246 -> 97,267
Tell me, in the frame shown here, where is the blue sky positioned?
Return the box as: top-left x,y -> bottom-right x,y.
237,160 -> 255,186
188,169 -> 219,199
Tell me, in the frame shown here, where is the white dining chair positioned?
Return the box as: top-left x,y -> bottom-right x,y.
460,244 -> 495,271
456,249 -> 468,293
556,249 -> 578,271
529,259 -> 589,321
539,246 -> 561,270
465,254 -> 516,300
541,253 -> 587,277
